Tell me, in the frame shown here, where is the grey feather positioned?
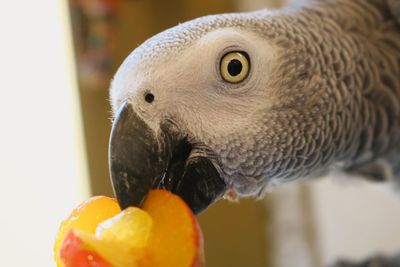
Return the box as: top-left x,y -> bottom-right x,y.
216,0 -> 400,194
110,0 -> 400,196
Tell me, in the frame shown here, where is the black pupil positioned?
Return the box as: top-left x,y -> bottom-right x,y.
145,93 -> 154,103
227,59 -> 243,76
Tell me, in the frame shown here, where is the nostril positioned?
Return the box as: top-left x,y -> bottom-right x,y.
144,92 -> 155,103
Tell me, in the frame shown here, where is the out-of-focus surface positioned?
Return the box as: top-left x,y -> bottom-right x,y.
267,182 -> 321,267
263,178 -> 400,267
310,177 -> 400,265
199,198 -> 270,267
0,1 -> 90,266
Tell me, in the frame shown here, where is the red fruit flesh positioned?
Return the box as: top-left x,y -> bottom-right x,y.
60,230 -> 112,267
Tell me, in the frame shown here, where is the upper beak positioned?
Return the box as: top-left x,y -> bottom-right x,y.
109,102 -> 226,214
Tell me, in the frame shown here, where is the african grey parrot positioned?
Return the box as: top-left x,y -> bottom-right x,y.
108,0 -> 400,218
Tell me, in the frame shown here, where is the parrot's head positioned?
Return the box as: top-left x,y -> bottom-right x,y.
109,10 -> 318,213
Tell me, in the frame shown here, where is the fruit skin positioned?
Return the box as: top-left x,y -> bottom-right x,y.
192,219 -> 205,267
60,230 -> 112,267
54,196 -> 121,267
64,228 -> 142,267
143,189 -> 205,267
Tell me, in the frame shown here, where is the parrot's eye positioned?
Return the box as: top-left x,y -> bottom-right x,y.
220,51 -> 250,83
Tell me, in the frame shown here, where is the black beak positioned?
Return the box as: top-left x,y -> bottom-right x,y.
109,103 -> 226,214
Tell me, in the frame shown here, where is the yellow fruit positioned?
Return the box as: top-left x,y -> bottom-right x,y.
55,190 -> 204,267
54,196 -> 120,267
144,190 -> 205,267
96,207 -> 153,249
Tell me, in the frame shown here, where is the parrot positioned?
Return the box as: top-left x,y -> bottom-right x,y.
109,0 -> 400,266
108,0 -> 400,265
109,0 -> 400,212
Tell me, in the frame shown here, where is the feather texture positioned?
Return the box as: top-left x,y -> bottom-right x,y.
212,0 -> 400,194
111,0 -> 400,196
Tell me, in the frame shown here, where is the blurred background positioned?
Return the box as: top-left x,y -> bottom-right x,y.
1,0 -> 400,267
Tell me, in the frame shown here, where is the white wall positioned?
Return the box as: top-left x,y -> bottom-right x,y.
268,182 -> 320,267
267,177 -> 400,267
0,1 -> 90,266
310,177 -> 400,265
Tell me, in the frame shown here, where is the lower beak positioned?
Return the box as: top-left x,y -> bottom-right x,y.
109,103 -> 226,214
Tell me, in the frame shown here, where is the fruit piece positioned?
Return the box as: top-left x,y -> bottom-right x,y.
60,207 -> 152,267
54,196 -> 121,267
60,230 -> 112,267
96,207 -> 153,249
144,189 -> 205,267
71,229 -> 142,267
56,190 -> 204,267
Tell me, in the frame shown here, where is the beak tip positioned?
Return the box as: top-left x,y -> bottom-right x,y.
109,159 -> 156,210
109,103 -> 165,210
